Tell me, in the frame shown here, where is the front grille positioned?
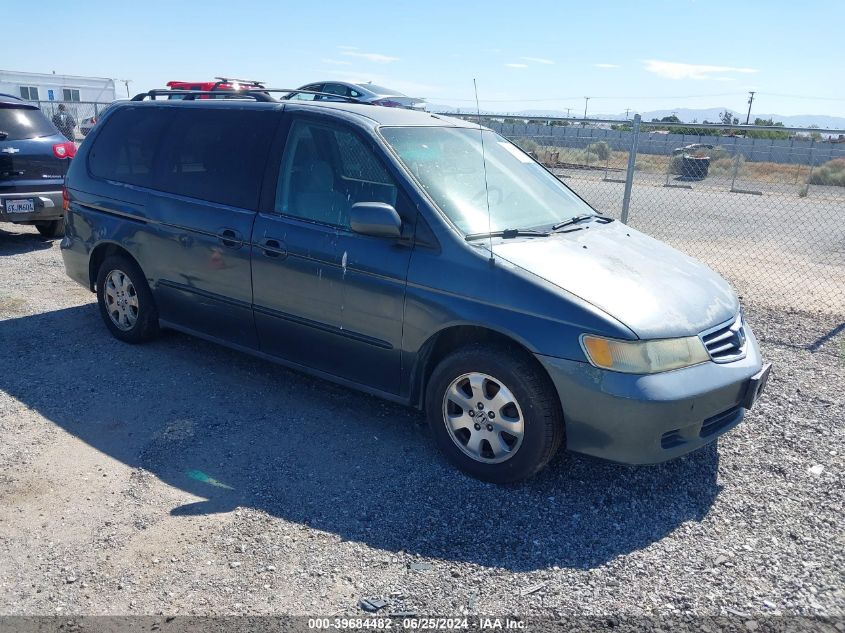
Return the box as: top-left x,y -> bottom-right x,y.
700,314 -> 747,363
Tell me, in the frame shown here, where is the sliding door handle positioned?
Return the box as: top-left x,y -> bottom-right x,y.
259,237 -> 287,258
217,228 -> 244,249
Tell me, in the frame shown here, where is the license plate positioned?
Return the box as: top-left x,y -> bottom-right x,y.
5,198 -> 35,213
743,363 -> 772,409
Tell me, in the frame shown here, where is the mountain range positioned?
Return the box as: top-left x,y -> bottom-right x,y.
426,105 -> 845,130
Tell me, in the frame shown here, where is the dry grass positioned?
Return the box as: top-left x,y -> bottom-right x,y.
533,144 -> 816,185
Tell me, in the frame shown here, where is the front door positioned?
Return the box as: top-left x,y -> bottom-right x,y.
251,116 -> 413,394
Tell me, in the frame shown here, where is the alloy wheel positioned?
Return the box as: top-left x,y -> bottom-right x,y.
103,269 -> 139,331
442,372 -> 525,464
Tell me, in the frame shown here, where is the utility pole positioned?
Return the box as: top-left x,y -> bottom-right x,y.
565,107 -> 571,118
745,91 -> 756,125
119,79 -> 132,98
625,107 -> 630,119
583,96 -> 590,120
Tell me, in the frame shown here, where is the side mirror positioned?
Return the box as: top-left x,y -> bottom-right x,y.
349,202 -> 402,238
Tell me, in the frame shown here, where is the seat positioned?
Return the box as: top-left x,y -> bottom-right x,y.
292,160 -> 349,226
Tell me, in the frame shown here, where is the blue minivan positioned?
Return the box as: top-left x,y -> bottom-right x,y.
60,94 -> 770,482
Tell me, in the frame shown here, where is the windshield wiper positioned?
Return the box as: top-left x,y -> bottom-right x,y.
465,228 -> 550,241
550,214 -> 602,231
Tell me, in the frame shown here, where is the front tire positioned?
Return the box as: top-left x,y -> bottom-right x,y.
36,219 -> 64,238
425,343 -> 564,483
96,255 -> 159,343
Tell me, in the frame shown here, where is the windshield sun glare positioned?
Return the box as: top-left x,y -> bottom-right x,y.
380,126 -> 594,234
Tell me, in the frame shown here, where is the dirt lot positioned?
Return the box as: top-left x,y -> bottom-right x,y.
559,172 -> 845,314
0,225 -> 843,618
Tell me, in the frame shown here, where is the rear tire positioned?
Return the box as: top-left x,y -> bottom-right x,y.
36,219 -> 64,238
96,255 -> 159,343
425,343 -> 564,483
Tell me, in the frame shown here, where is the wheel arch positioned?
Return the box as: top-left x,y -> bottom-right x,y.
409,324 -> 559,412
88,242 -> 141,291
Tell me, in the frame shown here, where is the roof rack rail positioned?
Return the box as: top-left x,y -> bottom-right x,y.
213,76 -> 265,87
131,88 -> 367,104
131,89 -> 276,102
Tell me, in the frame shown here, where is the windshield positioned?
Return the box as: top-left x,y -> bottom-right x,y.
0,106 -> 58,140
380,126 -> 594,234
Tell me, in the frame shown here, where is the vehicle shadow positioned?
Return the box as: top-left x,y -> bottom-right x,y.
0,226 -> 54,256
0,305 -> 721,572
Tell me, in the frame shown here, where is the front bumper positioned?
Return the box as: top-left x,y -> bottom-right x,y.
0,190 -> 63,223
537,326 -> 767,464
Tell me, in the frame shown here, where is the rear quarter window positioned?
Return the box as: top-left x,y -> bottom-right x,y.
88,107 -> 170,187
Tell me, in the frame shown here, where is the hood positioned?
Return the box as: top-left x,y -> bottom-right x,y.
492,221 -> 738,339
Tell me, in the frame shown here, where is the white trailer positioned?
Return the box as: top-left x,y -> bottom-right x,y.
0,70 -> 117,104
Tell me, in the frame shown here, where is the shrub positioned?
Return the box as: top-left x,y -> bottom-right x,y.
668,155 -> 683,174
513,137 -> 539,154
708,157 -> 740,177
798,184 -> 809,198
808,158 -> 845,187
586,141 -> 611,161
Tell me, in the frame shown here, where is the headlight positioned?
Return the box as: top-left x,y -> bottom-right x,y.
581,334 -> 710,374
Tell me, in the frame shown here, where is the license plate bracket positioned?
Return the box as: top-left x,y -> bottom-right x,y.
4,198 -> 36,214
743,363 -> 772,409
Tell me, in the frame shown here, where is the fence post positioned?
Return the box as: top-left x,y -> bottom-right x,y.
621,114 -> 641,224
805,141 -> 816,194
730,151 -> 742,191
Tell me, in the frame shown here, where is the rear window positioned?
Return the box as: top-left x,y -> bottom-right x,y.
156,109 -> 277,208
355,84 -> 401,95
88,107 -> 170,187
0,106 -> 57,140
88,106 -> 276,209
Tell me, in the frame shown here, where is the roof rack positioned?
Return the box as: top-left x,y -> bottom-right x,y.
131,89 -> 275,102
131,88 -> 366,104
213,76 -> 265,88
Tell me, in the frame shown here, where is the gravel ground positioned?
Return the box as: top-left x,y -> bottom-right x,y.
0,224 -> 843,619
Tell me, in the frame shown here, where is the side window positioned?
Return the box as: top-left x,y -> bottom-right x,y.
62,88 -> 81,102
291,84 -> 322,101
156,109 -> 277,209
88,108 -> 170,187
275,120 -> 398,229
321,83 -> 349,98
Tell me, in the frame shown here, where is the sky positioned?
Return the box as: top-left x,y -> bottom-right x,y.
4,0 -> 845,119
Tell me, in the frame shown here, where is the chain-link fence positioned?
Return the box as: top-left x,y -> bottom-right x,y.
447,113 -> 845,319
34,100 -> 113,142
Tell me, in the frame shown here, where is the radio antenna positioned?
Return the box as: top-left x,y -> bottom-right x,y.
473,78 -> 494,264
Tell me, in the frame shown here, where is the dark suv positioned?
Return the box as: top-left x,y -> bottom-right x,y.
61,95 -> 769,482
0,94 -> 76,237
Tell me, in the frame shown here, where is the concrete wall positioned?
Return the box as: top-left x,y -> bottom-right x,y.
487,122 -> 845,165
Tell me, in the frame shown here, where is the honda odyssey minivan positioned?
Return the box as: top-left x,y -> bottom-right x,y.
60,94 -> 770,482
